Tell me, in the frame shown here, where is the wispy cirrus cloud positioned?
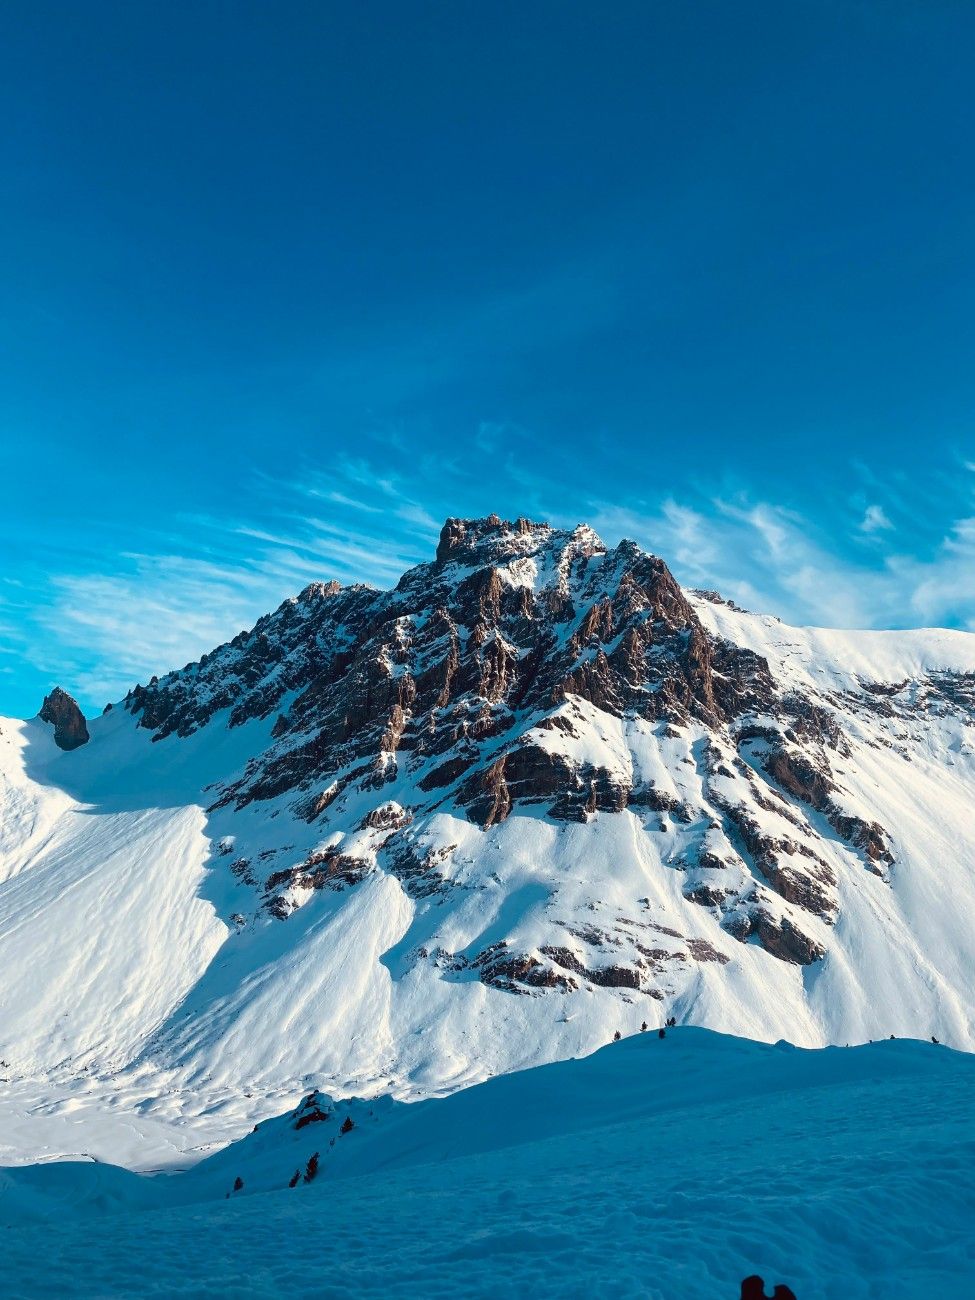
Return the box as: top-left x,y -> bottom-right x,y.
859,503 -> 894,534
38,557 -> 267,704
587,481 -> 975,633
12,454 -> 447,709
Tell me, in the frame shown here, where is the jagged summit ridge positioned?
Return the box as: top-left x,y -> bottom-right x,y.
432,512 -> 602,569
123,511 -> 768,768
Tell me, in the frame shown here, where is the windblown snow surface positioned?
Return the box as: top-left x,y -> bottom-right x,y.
2,1030 -> 973,1299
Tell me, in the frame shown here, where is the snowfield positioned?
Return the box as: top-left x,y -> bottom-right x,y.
1,1029 -> 973,1299
3,570 -> 975,1171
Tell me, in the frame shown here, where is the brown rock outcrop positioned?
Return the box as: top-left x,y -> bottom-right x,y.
38,687 -> 89,751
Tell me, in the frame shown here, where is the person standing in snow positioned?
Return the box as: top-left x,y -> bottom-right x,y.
740,1278 -> 797,1299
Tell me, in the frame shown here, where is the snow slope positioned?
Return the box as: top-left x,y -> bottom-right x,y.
1,1029 -> 973,1299
3,516 -> 975,1173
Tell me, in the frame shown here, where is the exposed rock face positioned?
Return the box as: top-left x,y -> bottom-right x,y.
38,687 -> 89,751
127,516 -> 772,784
121,515 -> 912,973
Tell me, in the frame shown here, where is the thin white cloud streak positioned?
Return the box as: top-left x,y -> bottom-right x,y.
859,504 -> 894,534
322,491 -> 384,514
36,557 -> 281,704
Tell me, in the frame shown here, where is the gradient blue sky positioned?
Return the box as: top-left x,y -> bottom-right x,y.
2,1 -> 975,716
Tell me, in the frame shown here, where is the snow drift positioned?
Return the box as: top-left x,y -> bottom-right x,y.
2,1030 -> 973,1299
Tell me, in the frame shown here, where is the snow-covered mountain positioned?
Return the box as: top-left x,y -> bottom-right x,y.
3,512 -> 975,1168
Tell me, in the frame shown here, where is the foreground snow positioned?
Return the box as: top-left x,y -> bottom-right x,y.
2,1029 -> 973,1299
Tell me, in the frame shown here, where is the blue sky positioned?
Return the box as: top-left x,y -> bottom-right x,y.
2,1 -> 975,716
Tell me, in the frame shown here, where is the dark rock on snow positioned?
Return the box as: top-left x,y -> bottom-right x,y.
38,686 -> 89,750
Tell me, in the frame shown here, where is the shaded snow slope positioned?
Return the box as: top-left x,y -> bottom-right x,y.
2,1030 -> 973,1299
3,516 -> 975,1170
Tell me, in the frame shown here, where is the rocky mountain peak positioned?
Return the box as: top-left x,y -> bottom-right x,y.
433,513 -> 603,571
124,516 -> 768,764
38,686 -> 89,750
296,580 -> 342,603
